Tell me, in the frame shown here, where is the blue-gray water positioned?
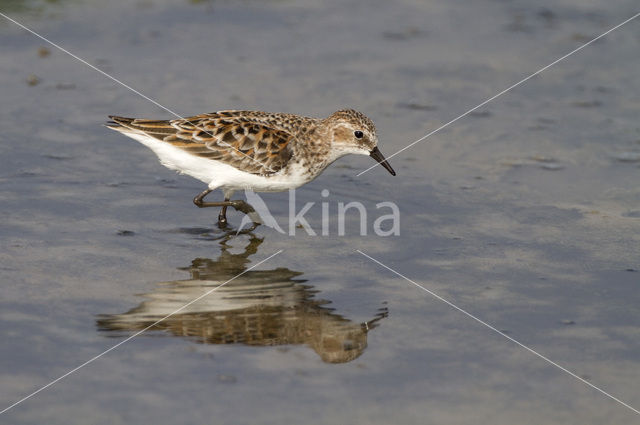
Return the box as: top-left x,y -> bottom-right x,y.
1,0 -> 639,423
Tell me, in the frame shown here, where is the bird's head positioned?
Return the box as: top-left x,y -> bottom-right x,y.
324,109 -> 395,175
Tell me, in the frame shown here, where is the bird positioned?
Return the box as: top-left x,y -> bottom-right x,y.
106,109 -> 395,227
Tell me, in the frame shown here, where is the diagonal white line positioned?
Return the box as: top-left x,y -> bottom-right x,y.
0,250 -> 283,416
0,11 -> 277,174
357,11 -> 640,176
356,250 -> 640,415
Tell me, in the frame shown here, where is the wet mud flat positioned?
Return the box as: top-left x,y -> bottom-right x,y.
1,0 -> 639,424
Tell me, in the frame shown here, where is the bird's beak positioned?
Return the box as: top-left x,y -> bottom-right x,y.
370,147 -> 396,176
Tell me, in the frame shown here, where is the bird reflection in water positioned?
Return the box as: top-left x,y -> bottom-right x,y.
97,234 -> 387,363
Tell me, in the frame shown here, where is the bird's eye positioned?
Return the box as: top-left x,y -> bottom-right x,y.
354,130 -> 364,139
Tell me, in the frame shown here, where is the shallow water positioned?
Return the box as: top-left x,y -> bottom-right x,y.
1,0 -> 640,423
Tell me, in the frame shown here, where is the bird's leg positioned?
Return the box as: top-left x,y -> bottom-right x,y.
192,189 -> 261,227
193,189 -> 213,207
193,190 -> 230,227
218,201 -> 229,227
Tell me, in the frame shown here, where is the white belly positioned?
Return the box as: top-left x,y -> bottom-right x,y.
120,131 -> 312,192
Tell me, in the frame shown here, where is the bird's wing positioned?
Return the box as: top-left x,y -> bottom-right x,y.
108,111 -> 295,175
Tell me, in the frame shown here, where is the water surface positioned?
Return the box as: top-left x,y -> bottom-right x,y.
1,0 -> 639,423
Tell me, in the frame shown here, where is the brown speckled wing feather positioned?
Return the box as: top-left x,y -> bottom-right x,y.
109,111 -> 295,175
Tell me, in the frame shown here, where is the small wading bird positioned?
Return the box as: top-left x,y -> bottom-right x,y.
107,109 -> 395,227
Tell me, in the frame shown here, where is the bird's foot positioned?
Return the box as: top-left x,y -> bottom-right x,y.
229,200 -> 263,225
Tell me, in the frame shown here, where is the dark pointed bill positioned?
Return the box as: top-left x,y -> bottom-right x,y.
370,147 -> 396,176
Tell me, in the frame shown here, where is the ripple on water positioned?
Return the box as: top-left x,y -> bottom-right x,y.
612,152 -> 640,163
